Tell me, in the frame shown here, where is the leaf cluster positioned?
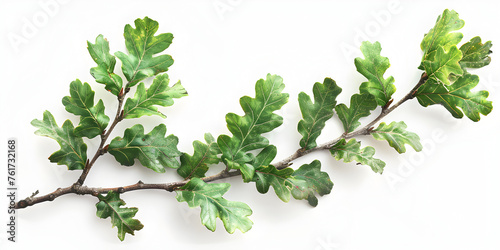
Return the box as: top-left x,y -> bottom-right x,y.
28,10 -> 493,241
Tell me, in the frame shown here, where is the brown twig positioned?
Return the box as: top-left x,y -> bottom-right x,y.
75,87 -> 129,186
15,73 -> 428,209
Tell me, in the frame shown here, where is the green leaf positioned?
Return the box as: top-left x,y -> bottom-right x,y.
123,74 -> 187,119
298,78 -> 342,150
355,41 -> 396,106
31,111 -> 88,170
422,46 -> 463,85
371,121 -> 422,153
62,79 -> 110,139
95,191 -> 144,241
415,73 -> 492,121
289,160 -> 333,207
251,146 -> 292,202
176,178 -> 253,233
251,144 -> 277,168
115,17 -> 174,87
217,74 -> 289,181
253,165 -> 294,202
87,34 -> 123,96
177,133 -> 221,179
335,93 -> 377,133
420,9 -> 464,63
459,36 -> 493,69
330,139 -> 385,174
108,124 -> 181,172
250,147 -> 332,207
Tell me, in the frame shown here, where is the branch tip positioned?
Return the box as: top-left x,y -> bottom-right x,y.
383,99 -> 394,110
17,200 -> 28,209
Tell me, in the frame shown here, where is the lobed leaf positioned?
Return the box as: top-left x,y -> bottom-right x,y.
422,46 -> 463,85
31,111 -> 87,170
355,41 -> 396,106
175,178 -> 253,233
177,133 -> 221,179
289,160 -> 333,207
371,121 -> 422,154
415,73 -> 492,121
335,93 -> 377,133
87,34 -> 123,96
330,139 -> 385,174
217,74 -> 289,181
95,191 -> 144,241
253,165 -> 294,202
420,9 -> 464,63
123,74 -> 187,119
251,146 -> 292,202
459,36 -> 493,69
298,78 -> 342,150
250,147 -> 332,206
115,17 -> 174,87
108,124 -> 181,172
62,79 -> 110,139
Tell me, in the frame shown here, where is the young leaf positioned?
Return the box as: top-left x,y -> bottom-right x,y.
298,78 -> 342,150
108,124 -> 181,172
123,74 -> 187,119
31,111 -> 88,170
177,133 -> 221,179
415,73 -> 492,121
95,191 -> 144,241
175,178 -> 253,233
420,9 -> 464,62
115,17 -> 174,87
335,93 -> 377,133
62,79 -> 110,139
423,46 -> 463,85
330,139 -> 385,174
217,74 -> 289,181
459,36 -> 493,69
87,34 -> 123,96
355,41 -> 396,106
371,121 -> 423,153
289,160 -> 333,207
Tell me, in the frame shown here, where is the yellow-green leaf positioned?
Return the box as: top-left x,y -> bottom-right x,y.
420,9 -> 464,63
176,178 -> 253,233
371,121 -> 422,154
31,111 -> 88,170
115,17 -> 174,87
123,74 -> 187,119
355,41 -> 396,106
96,191 -> 143,241
330,139 -> 385,174
415,73 -> 492,121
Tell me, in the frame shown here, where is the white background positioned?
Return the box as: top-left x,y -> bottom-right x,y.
1,0 -> 499,249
